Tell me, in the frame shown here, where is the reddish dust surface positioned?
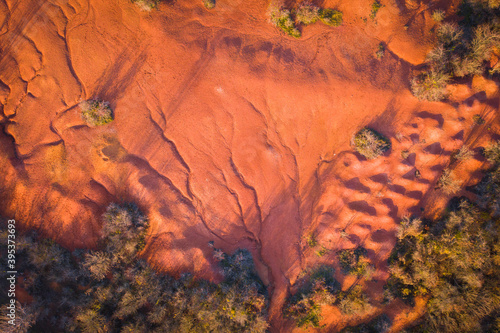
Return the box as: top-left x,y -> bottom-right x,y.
0,0 -> 498,331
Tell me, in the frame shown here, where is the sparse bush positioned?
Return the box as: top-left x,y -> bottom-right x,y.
83,252 -> 112,281
0,203 -> 269,332
101,203 -> 149,264
285,265 -> 340,328
473,114 -> 485,125
341,313 -> 392,332
0,301 -> 37,333
353,128 -> 391,159
387,199 -> 500,332
484,141 -> 500,164
306,233 -> 318,247
370,1 -> 382,19
316,246 -> 329,257
396,216 -> 423,240
338,285 -> 373,315
268,4 -> 342,35
131,0 -> 160,11
432,9 -> 446,22
338,247 -> 372,277
203,0 -> 215,9
411,1 -> 500,101
411,70 -> 450,101
476,165 -> 500,216
437,169 -> 461,194
295,3 -> 320,25
79,99 -> 113,126
376,43 -> 385,59
319,8 -> 343,27
453,145 -> 474,161
269,7 -> 301,38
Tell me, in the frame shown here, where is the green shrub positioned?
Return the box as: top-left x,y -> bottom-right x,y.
79,99 -> 114,126
319,8 -> 343,26
295,3 -> 320,25
268,7 -> 301,38
353,128 -> 391,159
203,0 -> 215,9
411,70 -> 450,101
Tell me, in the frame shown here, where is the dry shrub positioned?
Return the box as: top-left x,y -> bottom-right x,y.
80,99 -> 114,126
320,8 -> 343,26
353,128 -> 391,159
268,6 -> 301,38
437,169 -> 461,194
411,70 -> 450,101
295,2 -> 320,25
131,0 -> 159,11
203,0 -> 215,9
484,141 -> 500,164
453,145 -> 474,161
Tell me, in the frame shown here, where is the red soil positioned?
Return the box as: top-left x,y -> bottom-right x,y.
0,0 -> 498,331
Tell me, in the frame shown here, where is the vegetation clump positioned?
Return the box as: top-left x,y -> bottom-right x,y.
338,285 -> 373,315
473,114 -> 486,125
431,9 -> 446,22
268,3 -> 343,37
268,7 -> 301,38
386,195 -> 500,332
285,264 -> 374,328
203,0 -> 215,9
0,203 -> 269,332
295,2 -> 320,25
353,128 -> 391,159
319,8 -> 343,27
475,162 -> 500,216
436,169 -> 461,194
338,247 -> 373,277
131,0 -> 160,11
484,141 -> 500,164
79,99 -> 114,126
452,145 -> 474,161
375,43 -> 385,59
410,70 -> 450,101
340,314 -> 392,332
370,1 -> 382,19
410,1 -> 500,101
284,266 -> 340,328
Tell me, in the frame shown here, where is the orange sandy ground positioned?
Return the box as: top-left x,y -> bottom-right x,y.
0,0 -> 499,331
